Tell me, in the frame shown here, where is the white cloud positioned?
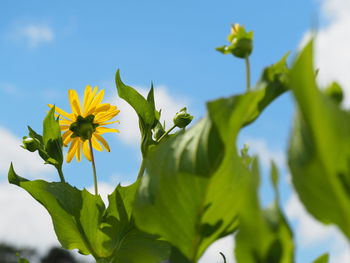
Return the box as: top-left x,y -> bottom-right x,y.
111,85 -> 189,145
199,236 -> 235,263
12,23 -> 54,48
305,0 -> 350,106
0,127 -> 54,179
241,137 -> 286,169
285,192 -> 350,262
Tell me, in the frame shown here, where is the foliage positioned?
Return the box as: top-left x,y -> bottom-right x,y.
8,24 -> 348,263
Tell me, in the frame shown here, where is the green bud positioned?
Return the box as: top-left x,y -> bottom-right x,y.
324,82 -> 343,105
173,107 -> 193,128
70,115 -> 98,141
22,137 -> 41,152
216,23 -> 253,59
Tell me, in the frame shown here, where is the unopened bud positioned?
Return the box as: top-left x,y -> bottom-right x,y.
173,107 -> 193,128
324,82 -> 343,105
216,23 -> 253,59
22,137 -> 40,152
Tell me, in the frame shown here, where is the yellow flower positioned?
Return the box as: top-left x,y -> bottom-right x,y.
49,85 -> 120,163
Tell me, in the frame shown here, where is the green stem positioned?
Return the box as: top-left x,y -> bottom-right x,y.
245,57 -> 251,91
137,158 -> 146,179
156,125 -> 176,143
89,139 -> 98,196
57,166 -> 65,183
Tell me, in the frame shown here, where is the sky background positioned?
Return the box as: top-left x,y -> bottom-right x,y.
1,0 -> 350,262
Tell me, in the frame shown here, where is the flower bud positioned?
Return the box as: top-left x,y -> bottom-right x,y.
173,107 -> 193,128
216,23 -> 253,59
324,82 -> 343,105
22,137 -> 41,152
70,115 -> 98,141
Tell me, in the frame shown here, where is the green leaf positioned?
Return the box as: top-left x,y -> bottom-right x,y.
115,70 -> 155,127
8,164 -> 111,259
288,41 -> 350,239
312,253 -> 329,263
235,160 -> 294,263
9,164 -> 169,262
42,106 -> 63,167
115,70 -> 157,157
134,70 -> 287,261
106,181 -> 170,263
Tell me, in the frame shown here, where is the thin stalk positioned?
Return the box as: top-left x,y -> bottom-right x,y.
156,125 -> 176,143
57,167 -> 65,183
88,139 -> 98,196
245,57 -> 251,91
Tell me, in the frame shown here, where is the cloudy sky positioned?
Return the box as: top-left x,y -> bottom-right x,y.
0,0 -> 349,262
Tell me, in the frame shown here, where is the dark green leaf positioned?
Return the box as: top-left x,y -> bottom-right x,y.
288,41 -> 350,239
43,106 -> 63,167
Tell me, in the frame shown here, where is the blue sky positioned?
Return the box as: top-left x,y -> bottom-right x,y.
1,0 -> 350,262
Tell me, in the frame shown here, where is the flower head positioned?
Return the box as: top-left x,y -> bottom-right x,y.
49,85 -> 120,163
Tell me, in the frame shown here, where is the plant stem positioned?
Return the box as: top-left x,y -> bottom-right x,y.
57,167 -> 65,183
219,252 -> 227,263
89,139 -> 98,195
156,125 -> 176,143
137,158 -> 146,180
245,57 -> 251,91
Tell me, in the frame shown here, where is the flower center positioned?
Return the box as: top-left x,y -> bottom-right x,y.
69,115 -> 99,141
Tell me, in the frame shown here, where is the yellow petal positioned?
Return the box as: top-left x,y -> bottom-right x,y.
91,135 -> 103,151
95,127 -> 120,134
62,130 -> 73,146
86,89 -> 105,115
83,140 -> 91,161
59,119 -> 73,126
67,138 -> 79,163
94,134 -> 110,152
49,104 -> 74,121
76,139 -> 82,162
95,110 -> 120,123
83,85 -> 93,114
100,120 -> 120,125
60,125 -> 70,131
68,90 -> 82,116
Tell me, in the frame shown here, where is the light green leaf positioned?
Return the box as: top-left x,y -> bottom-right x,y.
134,66 -> 288,262
235,160 -> 294,263
312,253 -> 329,263
288,41 -> 350,238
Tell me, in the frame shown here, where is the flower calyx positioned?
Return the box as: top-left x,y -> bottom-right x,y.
69,115 -> 99,141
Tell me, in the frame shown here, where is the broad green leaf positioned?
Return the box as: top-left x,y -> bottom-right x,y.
235,161 -> 294,263
134,62 -> 288,262
312,253 -> 329,263
8,164 -> 111,259
42,106 -> 63,167
288,41 -> 350,238
106,181 -> 170,263
9,164 -> 169,263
